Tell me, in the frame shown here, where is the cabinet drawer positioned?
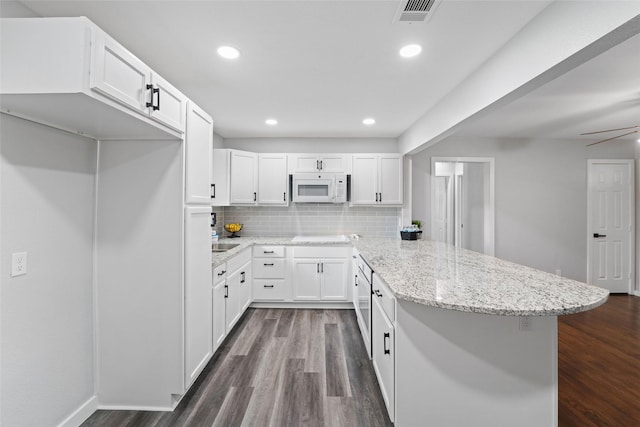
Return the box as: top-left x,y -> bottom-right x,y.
213,263 -> 226,286
373,273 -> 395,322
293,246 -> 352,258
253,259 -> 286,278
227,247 -> 251,273
253,245 -> 285,258
253,279 -> 286,301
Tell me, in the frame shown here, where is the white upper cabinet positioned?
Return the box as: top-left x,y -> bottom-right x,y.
1,17 -> 185,139
185,102 -> 213,204
229,150 -> 259,204
289,154 -> 351,174
258,154 -> 289,205
90,27 -> 187,133
211,149 -> 231,206
352,154 -> 403,205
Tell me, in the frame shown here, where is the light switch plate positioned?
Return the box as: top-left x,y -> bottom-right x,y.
11,252 -> 27,277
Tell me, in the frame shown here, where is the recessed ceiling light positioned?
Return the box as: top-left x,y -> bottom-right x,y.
217,46 -> 240,59
637,138 -> 640,143
363,118 -> 376,126
399,44 -> 422,58
265,119 -> 278,126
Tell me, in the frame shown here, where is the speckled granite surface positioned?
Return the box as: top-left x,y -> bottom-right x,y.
211,235 -> 608,316
211,236 -> 351,267
352,237 -> 609,316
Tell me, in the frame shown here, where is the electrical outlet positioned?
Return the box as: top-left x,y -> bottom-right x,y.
519,316 -> 532,331
11,252 -> 27,277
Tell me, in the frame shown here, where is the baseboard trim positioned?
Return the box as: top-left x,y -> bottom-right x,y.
98,404 -> 174,411
633,290 -> 640,297
57,396 -> 98,427
251,301 -> 354,309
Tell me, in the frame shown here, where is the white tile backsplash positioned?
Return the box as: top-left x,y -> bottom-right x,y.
217,204 -> 401,237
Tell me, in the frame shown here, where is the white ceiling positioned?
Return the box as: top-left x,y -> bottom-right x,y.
11,1 -> 638,144
17,0 -> 555,139
455,31 -> 640,144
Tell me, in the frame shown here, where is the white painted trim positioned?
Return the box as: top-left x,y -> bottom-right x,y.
92,140 -> 101,400
586,159 -> 635,294
97,404 -> 173,412
57,396 -> 98,427
430,157 -> 495,256
633,290 -> 640,297
250,301 -> 353,309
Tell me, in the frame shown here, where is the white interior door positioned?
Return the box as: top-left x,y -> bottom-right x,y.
587,159 -> 634,293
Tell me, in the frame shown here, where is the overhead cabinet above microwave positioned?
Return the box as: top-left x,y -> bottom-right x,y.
288,154 -> 351,174
0,17 -> 185,140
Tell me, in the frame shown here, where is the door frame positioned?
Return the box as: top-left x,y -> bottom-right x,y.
431,157 -> 495,256
586,159 -> 635,294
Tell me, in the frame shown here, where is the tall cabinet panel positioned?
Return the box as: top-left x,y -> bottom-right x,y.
184,206 -> 213,388
185,103 -> 213,204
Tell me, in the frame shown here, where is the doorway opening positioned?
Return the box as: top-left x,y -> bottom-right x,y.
431,157 -> 495,256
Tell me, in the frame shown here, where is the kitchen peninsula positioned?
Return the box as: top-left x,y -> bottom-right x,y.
212,235 -> 608,427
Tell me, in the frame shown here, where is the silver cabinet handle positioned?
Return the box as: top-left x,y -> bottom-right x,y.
224,284 -> 228,298
217,270 -> 226,276
383,333 -> 390,354
264,263 -> 274,266
264,250 -> 275,254
264,284 -> 274,288
240,271 -> 245,283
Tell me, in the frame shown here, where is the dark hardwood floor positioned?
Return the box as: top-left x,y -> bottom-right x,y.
82,309 -> 392,427
558,294 -> 640,427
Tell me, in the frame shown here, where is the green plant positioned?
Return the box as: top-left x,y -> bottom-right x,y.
412,219 -> 422,229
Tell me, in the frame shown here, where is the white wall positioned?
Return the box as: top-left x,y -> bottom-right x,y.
412,136 -> 635,282
1,114 -> 96,426
224,137 -> 398,153
0,1 -> 39,18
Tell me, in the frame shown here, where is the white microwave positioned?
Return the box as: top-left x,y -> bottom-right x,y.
292,173 -> 347,203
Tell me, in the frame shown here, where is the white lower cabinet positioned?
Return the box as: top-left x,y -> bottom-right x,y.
252,246 -> 287,301
372,284 -> 395,422
212,264 -> 227,352
292,246 -> 351,301
212,249 -> 252,352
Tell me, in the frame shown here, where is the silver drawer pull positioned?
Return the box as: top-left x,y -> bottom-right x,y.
264,263 -> 274,266
263,250 -> 275,254
264,284 -> 274,288
217,270 -> 226,276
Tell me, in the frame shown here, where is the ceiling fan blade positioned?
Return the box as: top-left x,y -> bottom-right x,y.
581,125 -> 640,135
586,130 -> 639,147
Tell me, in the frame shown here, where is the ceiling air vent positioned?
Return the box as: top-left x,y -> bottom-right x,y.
394,0 -> 439,23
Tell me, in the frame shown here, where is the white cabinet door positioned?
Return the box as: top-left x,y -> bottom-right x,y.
239,260 -> 252,312
212,277 -> 226,353
289,154 -> 348,173
184,206 -> 213,387
230,150 -> 258,204
352,155 -> 378,205
293,259 -> 321,300
225,268 -> 243,332
372,296 -> 395,421
258,154 -> 288,205
352,154 -> 403,205
320,259 -> 349,301
319,155 -> 349,173
291,154 -> 322,173
185,102 -> 213,204
379,154 -> 403,205
149,72 -> 187,133
211,149 -> 230,206
90,30 -> 150,114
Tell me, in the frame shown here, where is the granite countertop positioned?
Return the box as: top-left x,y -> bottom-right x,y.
211,236 -> 351,267
352,237 -> 609,316
210,235 -> 608,316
